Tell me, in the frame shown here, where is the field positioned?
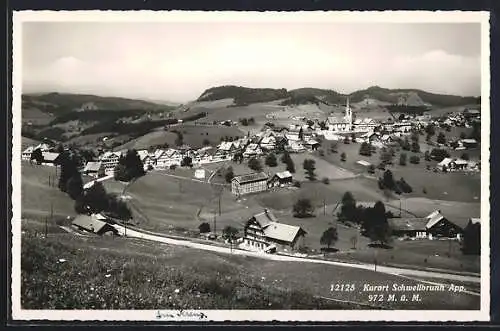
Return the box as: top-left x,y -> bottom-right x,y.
21,163 -> 76,219
118,124 -> 245,150
22,107 -> 54,125
21,136 -> 41,150
20,230 -> 480,310
229,153 -> 356,182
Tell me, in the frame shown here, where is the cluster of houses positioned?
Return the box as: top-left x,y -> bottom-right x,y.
21,143 -> 61,166
437,157 -> 480,172
388,209 -> 480,241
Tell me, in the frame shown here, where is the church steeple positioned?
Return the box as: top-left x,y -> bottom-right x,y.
345,96 -> 352,124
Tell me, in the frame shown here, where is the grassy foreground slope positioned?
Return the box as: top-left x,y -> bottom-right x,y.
21,230 -> 480,310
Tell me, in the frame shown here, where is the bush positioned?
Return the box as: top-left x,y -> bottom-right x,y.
409,155 -> 420,164
198,222 -> 211,234
321,177 -> 330,185
293,181 -> 301,188
293,198 -> 314,218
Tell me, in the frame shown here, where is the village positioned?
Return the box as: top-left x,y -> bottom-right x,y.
21,99 -> 482,267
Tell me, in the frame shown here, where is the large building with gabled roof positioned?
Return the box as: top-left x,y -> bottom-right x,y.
231,172 -> 269,196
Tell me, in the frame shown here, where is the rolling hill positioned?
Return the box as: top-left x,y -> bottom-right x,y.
195,85 -> 479,108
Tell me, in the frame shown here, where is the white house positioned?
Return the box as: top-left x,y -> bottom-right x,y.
99,151 -> 122,175
353,118 -> 378,132
287,140 -> 306,153
156,149 -> 182,168
243,143 -> 263,158
259,136 -> 276,151
22,146 -> 34,161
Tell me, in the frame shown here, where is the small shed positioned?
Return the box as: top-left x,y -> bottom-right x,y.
268,171 -> 293,188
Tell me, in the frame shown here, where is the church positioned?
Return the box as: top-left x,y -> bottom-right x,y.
326,98 -> 353,133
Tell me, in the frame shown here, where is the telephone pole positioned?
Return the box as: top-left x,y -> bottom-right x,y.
213,212 -> 217,237
323,198 -> 326,216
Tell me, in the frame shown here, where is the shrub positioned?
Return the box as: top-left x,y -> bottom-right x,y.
321,177 -> 330,185
409,155 -> 420,164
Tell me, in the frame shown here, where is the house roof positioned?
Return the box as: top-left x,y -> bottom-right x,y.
72,214 -> 111,234
461,138 -> 478,144
305,139 -> 319,145
218,142 -> 234,151
388,217 -> 428,232
261,136 -> 276,144
327,116 -> 350,124
275,170 -> 292,179
137,150 -> 149,160
83,161 -> 102,172
438,158 -> 454,167
356,160 -> 372,167
469,218 -> 481,225
23,146 -> 34,153
425,210 -> 446,229
252,209 -> 279,227
42,152 -> 60,162
232,172 -> 269,184
263,222 -> 306,243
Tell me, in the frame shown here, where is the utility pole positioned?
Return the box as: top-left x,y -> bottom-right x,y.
213,212 -> 217,238
323,198 -> 326,216
399,199 -> 402,217
218,190 -> 222,216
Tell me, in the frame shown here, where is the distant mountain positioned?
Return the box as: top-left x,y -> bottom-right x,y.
22,92 -> 170,116
197,85 -> 288,106
348,86 -> 479,108
196,85 -> 479,108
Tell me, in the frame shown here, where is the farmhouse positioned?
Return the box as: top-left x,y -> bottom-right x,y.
437,158 -> 470,172
242,209 -> 307,252
72,214 -> 117,236
460,138 -> 479,149
99,151 -> 122,174
243,143 -> 263,158
389,210 -> 464,240
259,136 -> 276,151
218,141 -> 236,153
353,117 -> 378,132
83,161 -> 105,178
231,172 -> 269,196
268,170 -> 293,188
22,146 -> 34,161
156,149 -> 182,168
287,140 -> 306,153
41,152 -> 61,166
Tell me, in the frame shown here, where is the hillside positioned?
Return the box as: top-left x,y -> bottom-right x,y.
22,92 -> 171,115
348,86 -> 479,108
196,85 -> 478,109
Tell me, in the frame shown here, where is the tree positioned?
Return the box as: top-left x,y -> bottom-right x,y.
380,148 -> 393,164
66,173 -> 84,200
399,152 -> 407,166
199,222 -> 211,234
175,132 -> 184,146
298,127 -> 304,140
424,150 -> 431,161
381,170 -> 395,190
320,227 -> 338,249
462,222 -> 480,255
281,151 -> 291,164
343,135 -> 350,144
202,138 -> 211,146
401,137 -> 411,151
265,153 -> 278,167
181,156 -> 193,168
367,164 -> 376,174
225,166 -> 234,183
359,142 -> 372,156
409,155 -> 420,164
338,191 -> 358,224
30,148 -> 43,165
233,152 -> 244,164
115,150 -> 146,181
285,157 -> 296,173
437,132 -> 446,145
248,157 -> 262,172
411,141 -> 420,153
430,148 -> 450,162
222,225 -> 239,251
107,195 -> 132,221
330,142 -> 338,153
58,151 -> 78,193
293,198 -> 314,218
84,181 -> 109,213
459,132 -> 467,139
461,152 -> 470,161
340,152 -> 347,162
303,159 -> 316,181
470,121 -> 481,141
365,201 -> 390,246
425,123 -> 435,137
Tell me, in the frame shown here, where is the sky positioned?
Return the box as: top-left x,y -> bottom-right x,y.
21,20 -> 482,103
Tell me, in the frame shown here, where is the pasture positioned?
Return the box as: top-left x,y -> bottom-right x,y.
229,153 -> 356,182
21,163 -> 76,219
22,229 -> 480,310
118,124 -> 245,150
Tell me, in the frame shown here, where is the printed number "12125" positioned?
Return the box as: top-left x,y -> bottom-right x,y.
331,284 -> 355,292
